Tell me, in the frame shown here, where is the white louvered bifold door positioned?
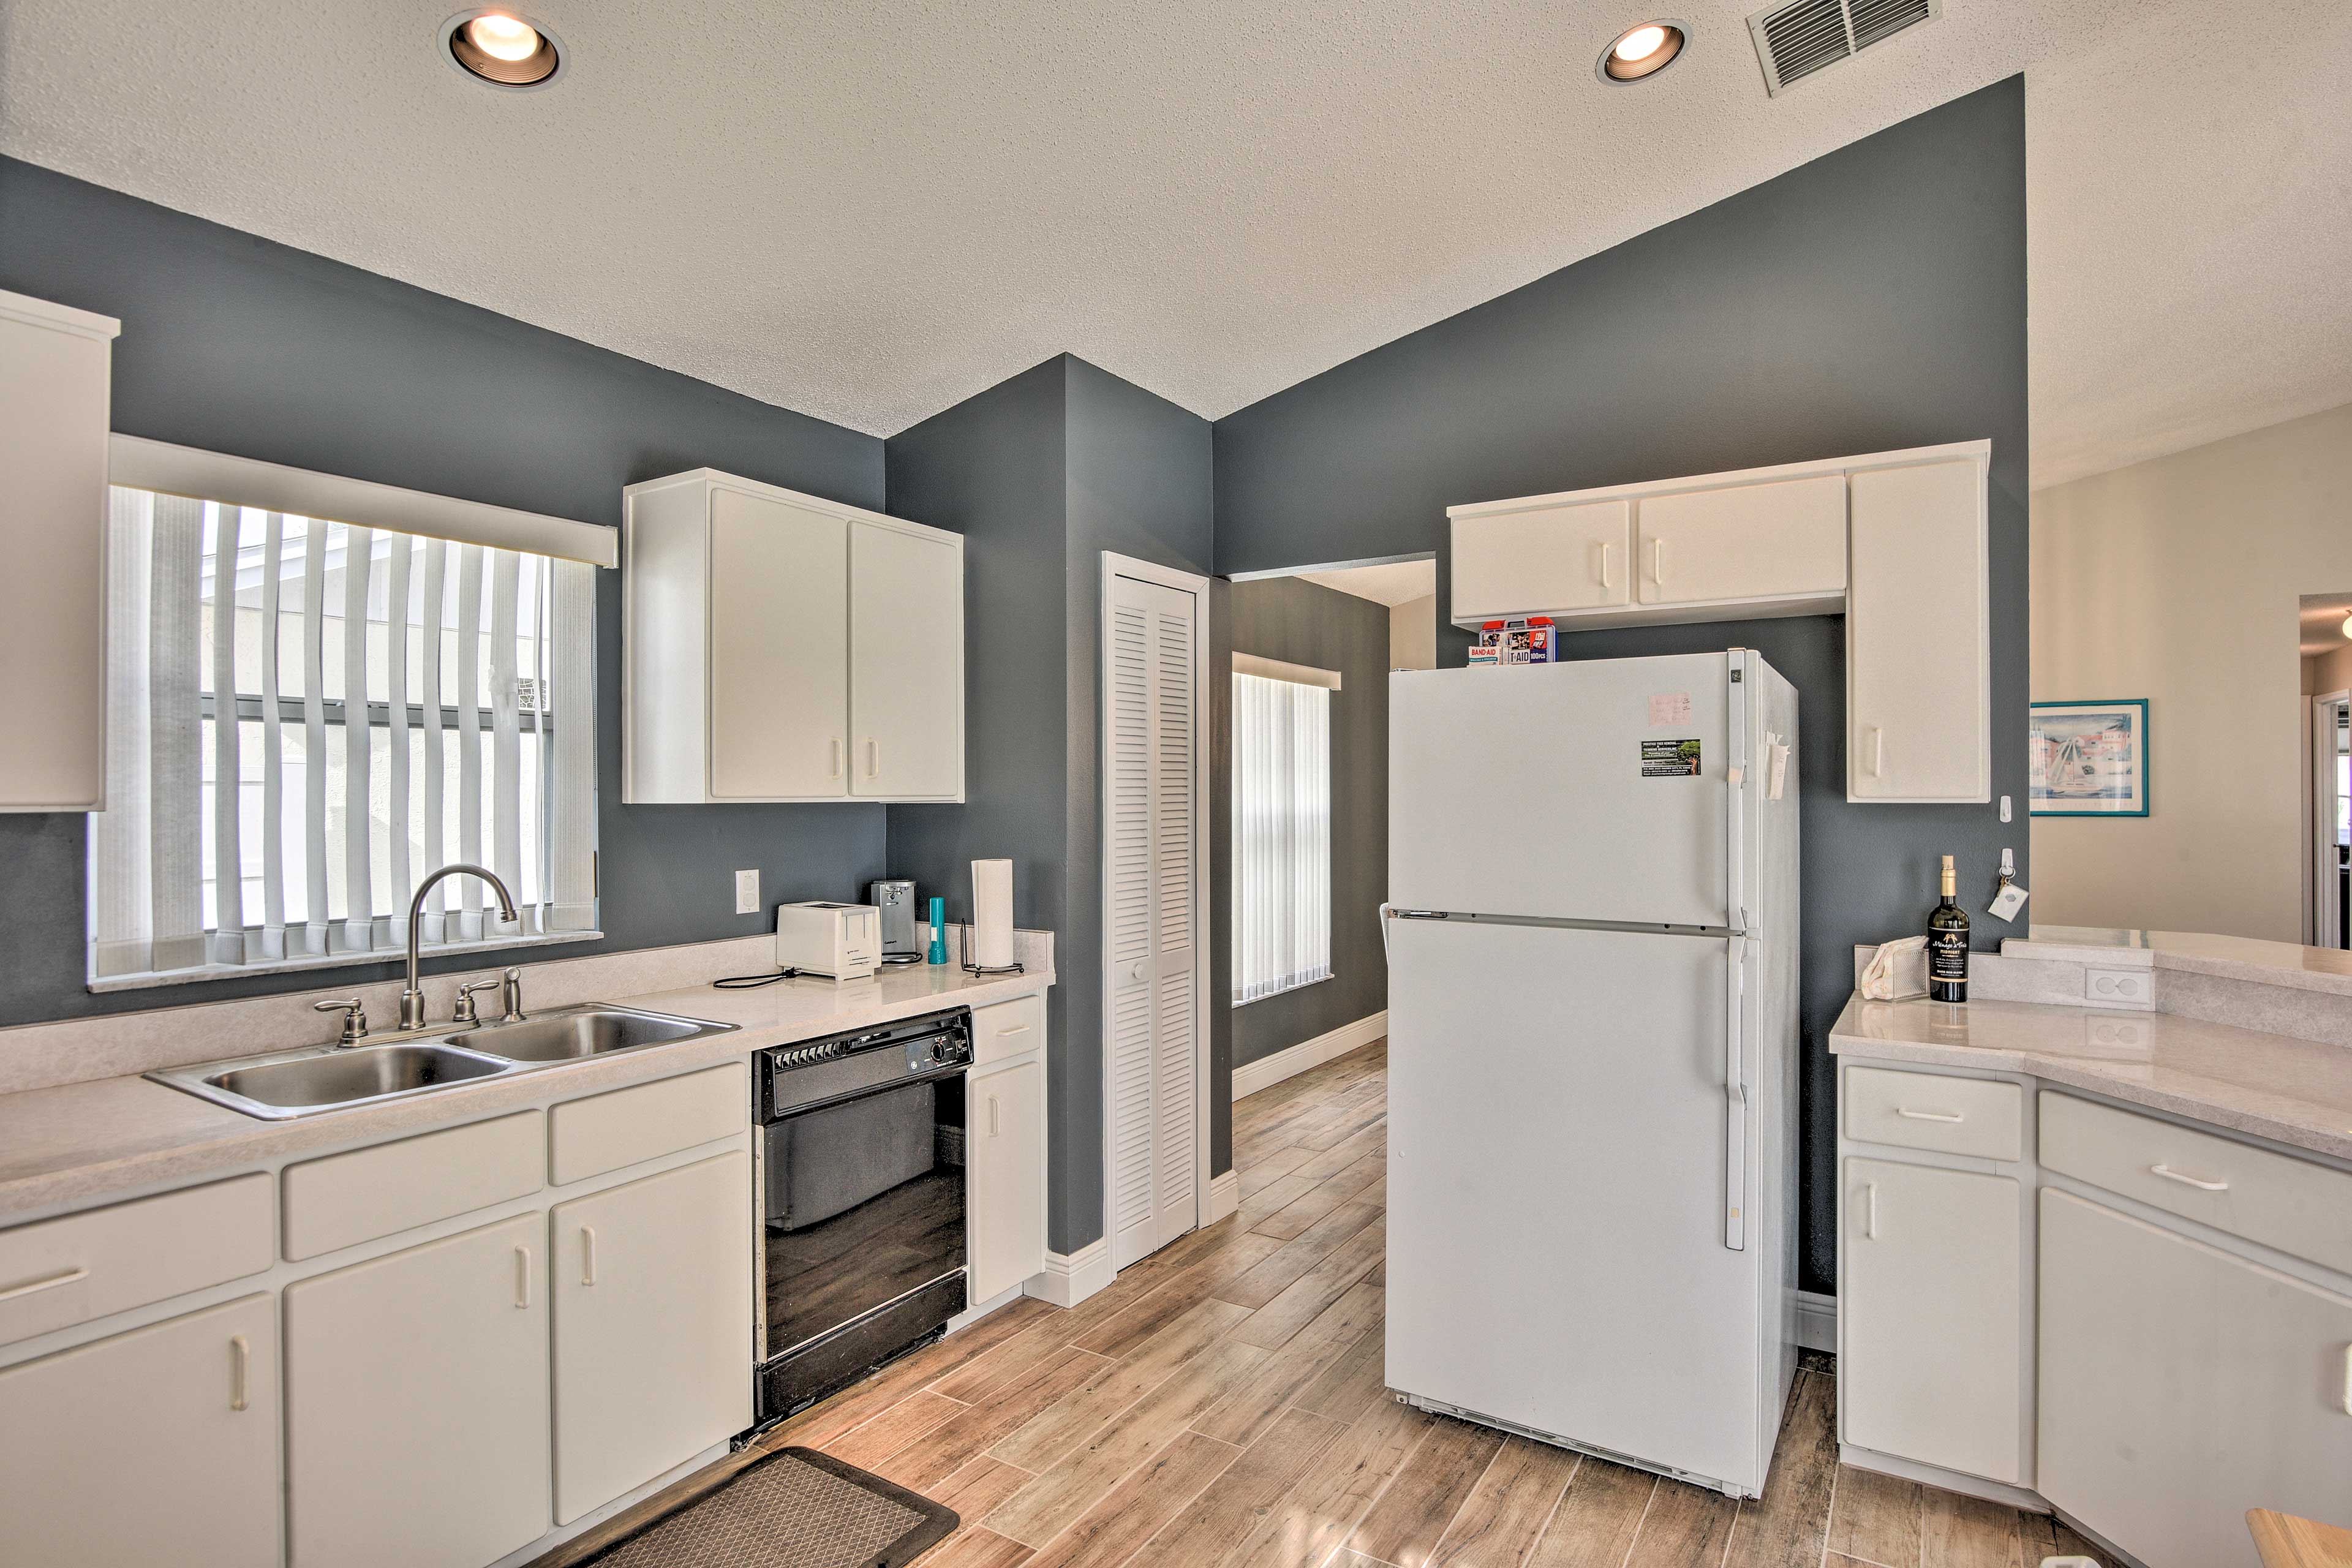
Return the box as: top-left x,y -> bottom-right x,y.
1106,568 -> 1202,1272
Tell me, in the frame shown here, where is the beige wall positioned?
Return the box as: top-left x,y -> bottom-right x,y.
1390,594 -> 1436,671
2312,643 -> 2352,697
2032,402 -> 2352,941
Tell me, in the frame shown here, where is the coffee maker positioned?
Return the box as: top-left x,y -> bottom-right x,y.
867,879 -> 923,965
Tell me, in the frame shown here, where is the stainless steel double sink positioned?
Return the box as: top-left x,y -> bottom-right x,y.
146,1005 -> 739,1120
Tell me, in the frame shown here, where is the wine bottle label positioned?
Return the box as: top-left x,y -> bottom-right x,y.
1928,932 -> 1969,981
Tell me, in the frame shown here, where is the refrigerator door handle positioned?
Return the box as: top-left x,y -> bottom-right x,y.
1379,903 -> 1396,963
1725,932 -> 1747,1251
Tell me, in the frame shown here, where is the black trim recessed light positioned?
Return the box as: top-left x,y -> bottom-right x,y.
439,9 -> 565,90
1597,20 -> 1686,84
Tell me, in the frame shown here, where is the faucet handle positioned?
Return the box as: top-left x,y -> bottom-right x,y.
313,998 -> 369,1046
452,977 -> 500,1027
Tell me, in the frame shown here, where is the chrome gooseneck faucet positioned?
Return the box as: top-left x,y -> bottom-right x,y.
402,863 -> 519,1031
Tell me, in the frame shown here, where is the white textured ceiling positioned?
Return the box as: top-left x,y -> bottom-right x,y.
1296,560 -> 1439,608
2,1 -> 2347,487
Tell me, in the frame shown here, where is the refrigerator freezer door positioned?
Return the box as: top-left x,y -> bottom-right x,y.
1389,657 -> 1732,928
1385,916 -> 1764,1494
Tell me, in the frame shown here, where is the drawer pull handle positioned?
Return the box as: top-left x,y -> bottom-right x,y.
514,1245 -> 532,1309
229,1334 -> 251,1412
2150,1163 -> 2229,1192
995,1023 -> 1031,1037
0,1264 -> 88,1303
581,1225 -> 597,1286
1863,1182 -> 1879,1241
1896,1107 -> 1965,1123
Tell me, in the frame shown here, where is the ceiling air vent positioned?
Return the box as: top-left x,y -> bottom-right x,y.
1746,0 -> 1942,96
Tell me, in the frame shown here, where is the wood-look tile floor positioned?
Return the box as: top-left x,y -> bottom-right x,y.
539,1041 -> 2108,1568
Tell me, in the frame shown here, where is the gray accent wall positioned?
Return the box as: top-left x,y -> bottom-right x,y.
1207,80 -> 2030,1295
0,156 -> 889,1028
887,355 -> 1213,1256
1218,577 -> 1390,1078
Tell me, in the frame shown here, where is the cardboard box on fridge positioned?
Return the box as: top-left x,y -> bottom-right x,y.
1474,617 -> 1559,665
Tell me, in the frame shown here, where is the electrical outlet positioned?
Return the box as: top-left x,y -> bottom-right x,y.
734,869 -> 760,916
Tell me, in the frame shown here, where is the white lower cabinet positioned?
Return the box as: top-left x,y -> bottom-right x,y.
0,1293 -> 279,1567
969,1055 -> 1047,1304
284,1213 -> 551,1568
549,1152 -> 753,1525
1841,1158 -> 2021,1484
2040,1188 -> 2352,1568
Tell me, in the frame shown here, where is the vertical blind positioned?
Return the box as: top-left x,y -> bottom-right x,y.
90,486 -> 598,982
1231,670 -> 1332,1004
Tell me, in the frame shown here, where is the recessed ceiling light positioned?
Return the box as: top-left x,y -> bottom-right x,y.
2341,612 -> 2352,639
439,9 -> 565,90
1598,19 -> 1687,84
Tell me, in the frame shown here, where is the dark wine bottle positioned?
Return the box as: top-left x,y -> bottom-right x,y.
1928,854 -> 1970,1003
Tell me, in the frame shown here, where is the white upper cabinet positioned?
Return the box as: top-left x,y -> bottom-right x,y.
1634,474 -> 1846,609
1447,442 -> 1991,806
850,518 -> 964,799
1452,498 -> 1630,620
1847,457 -> 1989,802
0,291 -> 119,813
624,470 -> 964,803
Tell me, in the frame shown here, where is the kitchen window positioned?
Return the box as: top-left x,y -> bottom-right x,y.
88,437 -> 611,989
1231,657 -> 1335,1005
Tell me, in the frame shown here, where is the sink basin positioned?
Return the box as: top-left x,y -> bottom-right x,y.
152,1042 -> 513,1120
146,1003 -> 736,1119
462,1005 -> 733,1063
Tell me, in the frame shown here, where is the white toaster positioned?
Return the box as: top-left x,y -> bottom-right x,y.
774,900 -> 880,982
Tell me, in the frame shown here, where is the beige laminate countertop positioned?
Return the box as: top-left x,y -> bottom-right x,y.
1831,992 -> 2352,1163
0,960 -> 1052,1225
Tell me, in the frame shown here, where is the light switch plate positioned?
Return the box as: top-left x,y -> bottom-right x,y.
734,869 -> 760,915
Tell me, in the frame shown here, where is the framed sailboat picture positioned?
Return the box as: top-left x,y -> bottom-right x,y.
2030,700 -> 2150,816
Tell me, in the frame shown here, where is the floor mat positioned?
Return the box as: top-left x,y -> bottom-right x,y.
581,1447 -> 959,1568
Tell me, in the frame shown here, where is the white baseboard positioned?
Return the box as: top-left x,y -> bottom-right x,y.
1027,1238 -> 1114,1308
1232,1010 -> 1389,1099
1794,1289 -> 1838,1352
1204,1169 -> 1239,1225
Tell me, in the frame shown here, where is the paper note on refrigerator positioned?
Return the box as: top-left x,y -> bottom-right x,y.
1647,692 -> 1692,726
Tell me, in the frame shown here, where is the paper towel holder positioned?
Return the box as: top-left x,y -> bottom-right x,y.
963,858 -> 1027,977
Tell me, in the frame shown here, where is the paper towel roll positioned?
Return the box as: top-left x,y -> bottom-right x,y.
971,859 -> 1015,970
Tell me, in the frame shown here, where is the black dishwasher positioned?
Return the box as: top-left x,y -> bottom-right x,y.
753,1008 -> 971,1423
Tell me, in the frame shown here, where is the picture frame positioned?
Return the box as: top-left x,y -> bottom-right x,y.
2029,699 -> 2150,817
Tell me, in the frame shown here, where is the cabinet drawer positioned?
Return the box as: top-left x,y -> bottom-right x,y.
971,994 -> 1044,1067
549,1062 -> 747,1186
282,1112 -> 543,1261
0,1174 -> 273,1346
2040,1092 -> 2352,1275
1843,1065 -> 2020,1160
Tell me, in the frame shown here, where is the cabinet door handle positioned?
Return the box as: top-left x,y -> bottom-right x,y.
2341,1344 -> 2351,1416
988,1094 -> 1001,1137
1862,1182 -> 1879,1241
0,1264 -> 87,1303
829,738 -> 844,778
2150,1162 -> 2229,1192
581,1225 -> 597,1286
1864,726 -> 1883,777
1896,1107 -> 1965,1123
1595,540 -> 1614,590
229,1334 -> 251,1413
865,739 -> 880,779
1651,538 -> 1665,585
514,1245 -> 532,1308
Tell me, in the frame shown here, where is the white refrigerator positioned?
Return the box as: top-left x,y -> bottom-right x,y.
1383,649 -> 1800,1499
